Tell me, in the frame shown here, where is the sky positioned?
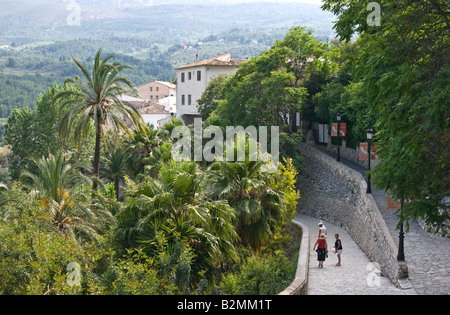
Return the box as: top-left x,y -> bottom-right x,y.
111,0 -> 325,6
278,0 -> 323,4
206,0 -> 324,4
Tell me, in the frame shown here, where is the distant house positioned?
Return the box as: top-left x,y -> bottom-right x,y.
175,52 -> 246,124
128,100 -> 171,128
119,93 -> 171,129
137,79 -> 176,104
158,94 -> 176,115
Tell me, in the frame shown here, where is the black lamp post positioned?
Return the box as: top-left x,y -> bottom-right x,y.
398,205 -> 406,262
336,112 -> 342,162
366,128 -> 374,194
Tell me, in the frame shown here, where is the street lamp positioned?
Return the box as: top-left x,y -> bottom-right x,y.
336,112 -> 342,162
398,204 -> 406,261
366,128 -> 374,194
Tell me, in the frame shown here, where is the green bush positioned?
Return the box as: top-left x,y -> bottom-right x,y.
220,250 -> 295,295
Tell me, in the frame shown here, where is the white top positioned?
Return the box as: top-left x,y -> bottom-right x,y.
319,225 -> 327,237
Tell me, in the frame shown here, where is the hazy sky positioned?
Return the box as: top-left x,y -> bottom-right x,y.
119,0 -> 325,5
281,0 -> 323,3
210,0 -> 324,3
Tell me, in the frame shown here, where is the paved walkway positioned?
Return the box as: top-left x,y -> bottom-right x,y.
373,190 -> 450,295
294,214 -> 416,295
304,145 -> 450,295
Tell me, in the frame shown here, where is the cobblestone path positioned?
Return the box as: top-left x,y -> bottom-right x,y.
310,145 -> 450,295
374,189 -> 450,295
294,214 -> 417,295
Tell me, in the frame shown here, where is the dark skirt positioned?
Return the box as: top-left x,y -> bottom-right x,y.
317,248 -> 327,261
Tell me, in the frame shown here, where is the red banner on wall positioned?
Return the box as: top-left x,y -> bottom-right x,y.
331,123 -> 346,137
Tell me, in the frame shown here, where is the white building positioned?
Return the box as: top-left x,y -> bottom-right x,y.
137,79 -> 176,103
126,100 -> 171,129
119,94 -> 171,129
159,94 -> 177,114
175,52 -> 246,124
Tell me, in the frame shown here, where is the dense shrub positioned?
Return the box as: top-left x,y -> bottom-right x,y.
220,250 -> 295,295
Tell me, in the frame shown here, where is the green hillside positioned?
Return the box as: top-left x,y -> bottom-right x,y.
0,1 -> 335,123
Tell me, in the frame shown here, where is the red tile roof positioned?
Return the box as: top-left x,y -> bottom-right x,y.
175,52 -> 246,70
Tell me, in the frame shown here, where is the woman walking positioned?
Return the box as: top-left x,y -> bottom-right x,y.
313,233 -> 328,268
334,234 -> 343,266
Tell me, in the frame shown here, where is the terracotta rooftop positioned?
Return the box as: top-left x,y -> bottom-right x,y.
128,101 -> 169,115
138,79 -> 176,90
175,52 -> 246,70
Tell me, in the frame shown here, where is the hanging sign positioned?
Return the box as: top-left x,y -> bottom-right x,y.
359,142 -> 378,160
331,123 -> 346,137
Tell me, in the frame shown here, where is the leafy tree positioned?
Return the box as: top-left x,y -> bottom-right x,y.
53,48 -> 145,192
4,107 -> 35,180
100,248 -> 179,295
197,73 -> 231,120
4,83 -> 91,181
271,158 -> 300,230
220,250 -> 294,295
213,27 -> 331,134
322,0 -> 450,231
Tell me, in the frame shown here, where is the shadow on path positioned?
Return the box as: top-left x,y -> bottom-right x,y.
294,213 -> 415,295
302,145 -> 450,295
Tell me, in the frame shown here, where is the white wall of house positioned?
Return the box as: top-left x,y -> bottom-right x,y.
142,113 -> 170,128
176,65 -> 239,118
159,95 -> 177,114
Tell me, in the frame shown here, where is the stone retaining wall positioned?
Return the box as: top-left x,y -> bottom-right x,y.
279,220 -> 310,295
295,143 -> 407,284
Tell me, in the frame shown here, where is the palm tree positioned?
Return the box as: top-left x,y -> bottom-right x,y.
122,123 -> 166,180
142,142 -> 173,178
209,159 -> 285,251
100,147 -> 128,201
116,160 -> 238,284
53,48 -> 144,192
20,152 -> 112,241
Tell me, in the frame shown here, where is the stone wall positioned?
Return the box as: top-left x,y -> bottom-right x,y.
296,142 -> 407,284
279,220 -> 310,295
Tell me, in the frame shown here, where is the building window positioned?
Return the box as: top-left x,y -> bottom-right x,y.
156,87 -> 159,92
197,70 -> 201,81
150,87 -> 153,92
182,95 -> 185,105
181,73 -> 185,83
188,72 -> 192,80
188,95 -> 192,105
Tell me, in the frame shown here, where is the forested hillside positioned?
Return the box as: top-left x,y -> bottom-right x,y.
0,1 -> 334,141
0,29 -> 286,120
0,1 -> 333,45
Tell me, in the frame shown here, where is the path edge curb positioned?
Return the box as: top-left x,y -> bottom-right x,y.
279,219 -> 310,295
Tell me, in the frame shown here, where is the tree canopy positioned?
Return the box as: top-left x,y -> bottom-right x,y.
322,0 -> 450,231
